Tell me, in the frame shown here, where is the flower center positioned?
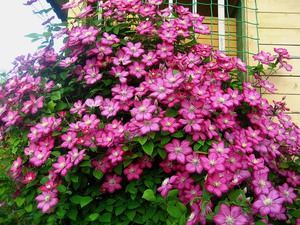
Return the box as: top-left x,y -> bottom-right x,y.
175,147 -> 182,154
258,179 -> 265,187
263,197 -> 273,206
44,195 -> 51,203
158,86 -> 165,93
225,216 -> 235,225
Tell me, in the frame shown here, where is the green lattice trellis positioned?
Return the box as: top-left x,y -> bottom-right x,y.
164,0 -> 260,61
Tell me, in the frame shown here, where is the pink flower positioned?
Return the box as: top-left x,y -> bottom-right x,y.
22,94 -> 44,114
84,67 -> 102,84
61,132 -> 78,149
30,149 -> 51,167
59,56 -> 78,67
149,78 -> 173,101
22,171 -> 37,184
201,153 -> 226,174
123,164 -> 143,181
165,139 -> 192,164
210,91 -> 233,113
141,51 -> 158,66
157,176 -> 177,197
173,171 -> 194,190
130,99 -> 156,121
160,117 -> 181,133
252,190 -> 285,217
185,153 -> 204,174
129,61 -> 147,78
135,117 -> 160,135
213,204 -> 248,225
122,42 -> 144,58
79,26 -> 99,44
1,110 -> 20,127
70,100 -> 86,115
278,183 -> 297,204
92,157 -> 112,174
108,146 -> 124,164
52,156 -> 72,176
112,84 -> 135,102
205,172 -> 229,197
109,66 -> 129,83
36,191 -> 58,213
67,148 -> 86,165
253,51 -> 275,65
156,42 -> 174,59
11,156 -> 22,172
101,98 -> 120,118
112,50 -> 131,66
39,180 -> 59,192
100,32 -> 120,45
102,174 -> 122,193
136,21 -> 154,35
194,21 -> 210,34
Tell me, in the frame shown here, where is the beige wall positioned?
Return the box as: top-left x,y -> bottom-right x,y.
246,0 -> 300,124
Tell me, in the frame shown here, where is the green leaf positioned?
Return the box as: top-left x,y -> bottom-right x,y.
47,100 -> 56,112
57,184 -> 67,193
93,170 -> 103,180
99,212 -> 112,222
80,196 -> 93,208
172,131 -> 183,138
142,189 -> 156,202
165,108 -> 178,118
50,91 -> 61,101
56,207 -> 66,218
66,207 -> 78,221
80,160 -> 92,167
203,188 -> 214,201
176,202 -> 187,213
70,195 -> 81,204
254,222 -> 267,225
167,205 -> 182,219
161,136 -> 171,145
71,175 -> 79,183
113,26 -> 120,34
127,201 -> 140,209
138,136 -> 148,145
25,204 -> 33,212
229,189 -> 245,203
56,101 -> 68,111
290,208 -> 300,218
115,204 -> 126,216
52,132 -> 62,137
126,210 -> 136,221
106,198 -> 116,205
167,189 -> 178,197
14,197 -> 25,207
88,213 -> 99,221
278,163 -> 289,169
142,141 -> 154,156
193,143 -> 201,151
157,148 -> 167,159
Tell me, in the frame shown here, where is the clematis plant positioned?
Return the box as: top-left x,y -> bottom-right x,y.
0,0 -> 300,224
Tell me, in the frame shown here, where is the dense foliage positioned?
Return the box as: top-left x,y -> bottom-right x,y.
0,0 -> 300,224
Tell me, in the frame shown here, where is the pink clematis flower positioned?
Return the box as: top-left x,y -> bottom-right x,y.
213,204 -> 248,225
102,174 -> 122,193
165,139 -> 192,164
36,191 -> 58,214
52,156 -> 72,176
252,190 -> 285,217
22,171 -> 37,184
